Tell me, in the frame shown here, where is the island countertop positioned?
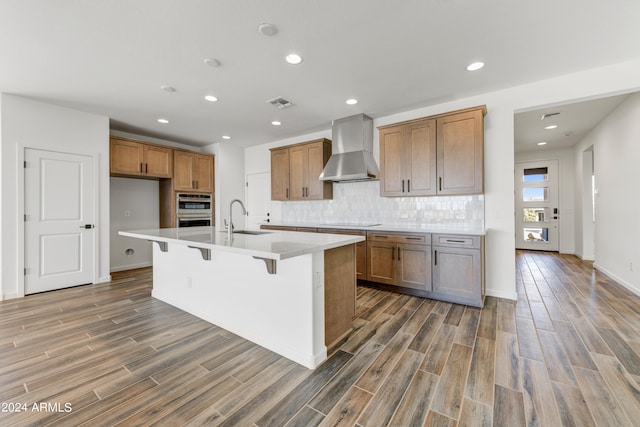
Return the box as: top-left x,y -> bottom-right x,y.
119,226 -> 365,260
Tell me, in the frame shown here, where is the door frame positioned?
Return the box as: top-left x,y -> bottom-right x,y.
16,143 -> 100,298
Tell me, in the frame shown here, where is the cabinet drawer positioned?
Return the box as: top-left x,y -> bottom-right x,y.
433,234 -> 481,249
367,232 -> 430,245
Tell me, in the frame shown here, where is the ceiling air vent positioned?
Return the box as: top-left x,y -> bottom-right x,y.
266,96 -> 294,109
540,112 -> 560,120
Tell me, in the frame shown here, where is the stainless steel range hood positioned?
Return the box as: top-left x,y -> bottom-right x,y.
319,113 -> 379,182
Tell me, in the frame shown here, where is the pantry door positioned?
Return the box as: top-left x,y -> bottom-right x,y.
515,160 -> 559,251
246,172 -> 272,229
24,148 -> 95,294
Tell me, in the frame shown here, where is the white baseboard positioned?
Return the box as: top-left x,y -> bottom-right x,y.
1,292 -> 19,301
97,275 -> 112,283
485,288 -> 518,301
110,262 -> 153,273
593,263 -> 640,297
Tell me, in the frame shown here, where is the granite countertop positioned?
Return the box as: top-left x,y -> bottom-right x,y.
119,227 -> 365,260
265,221 -> 486,236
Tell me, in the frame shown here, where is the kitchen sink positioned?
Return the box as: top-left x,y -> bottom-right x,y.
233,230 -> 270,235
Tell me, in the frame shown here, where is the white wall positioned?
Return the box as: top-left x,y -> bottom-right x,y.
245,59 -> 640,301
515,148 -> 575,254
0,94 -> 110,300
574,93 -> 640,293
110,177 -> 159,271
204,142 -> 245,229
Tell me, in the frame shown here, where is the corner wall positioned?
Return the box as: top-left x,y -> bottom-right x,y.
574,93 -> 640,293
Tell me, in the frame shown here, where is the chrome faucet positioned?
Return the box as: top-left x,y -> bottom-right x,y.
227,199 -> 247,239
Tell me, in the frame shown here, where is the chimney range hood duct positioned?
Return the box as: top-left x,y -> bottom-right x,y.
319,113 -> 379,182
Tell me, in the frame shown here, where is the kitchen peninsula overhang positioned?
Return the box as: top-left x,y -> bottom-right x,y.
118,226 -> 364,369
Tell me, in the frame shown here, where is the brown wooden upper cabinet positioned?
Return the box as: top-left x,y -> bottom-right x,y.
379,119 -> 437,196
270,138 -> 332,201
270,147 -> 290,200
110,136 -> 173,179
378,106 -> 485,196
173,150 -> 214,192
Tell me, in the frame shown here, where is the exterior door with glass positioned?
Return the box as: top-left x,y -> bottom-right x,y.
515,160 -> 559,251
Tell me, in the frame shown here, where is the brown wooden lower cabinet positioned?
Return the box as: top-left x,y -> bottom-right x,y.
261,225 -> 484,307
366,232 -> 431,291
431,234 -> 484,307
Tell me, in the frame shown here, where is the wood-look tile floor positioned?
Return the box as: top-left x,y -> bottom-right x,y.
1,251 -> 640,426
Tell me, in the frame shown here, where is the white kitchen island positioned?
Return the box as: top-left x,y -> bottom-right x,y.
119,227 -> 364,369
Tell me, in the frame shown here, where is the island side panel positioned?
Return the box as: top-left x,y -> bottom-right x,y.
150,243 -> 327,369
324,244 -> 356,349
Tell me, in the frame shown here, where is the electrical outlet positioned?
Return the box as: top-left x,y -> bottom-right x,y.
400,212 -> 409,219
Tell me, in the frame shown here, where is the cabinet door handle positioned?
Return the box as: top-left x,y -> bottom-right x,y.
407,179 -> 410,193
439,177 -> 443,191
446,239 -> 466,243
392,247 -> 395,260
398,247 -> 401,261
434,250 -> 438,266
145,163 -> 148,174
374,235 -> 388,239
406,237 -> 422,241
140,162 -> 143,173
196,180 -> 199,189
402,179 -> 405,193
286,188 -> 289,199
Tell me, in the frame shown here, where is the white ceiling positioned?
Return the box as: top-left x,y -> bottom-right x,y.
514,94 -> 632,153
1,0 -> 639,148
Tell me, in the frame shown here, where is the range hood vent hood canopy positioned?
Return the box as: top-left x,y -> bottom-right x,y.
319,113 -> 379,182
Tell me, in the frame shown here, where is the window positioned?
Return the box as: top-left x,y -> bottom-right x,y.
523,208 -> 550,222
523,167 -> 549,182
523,187 -> 549,202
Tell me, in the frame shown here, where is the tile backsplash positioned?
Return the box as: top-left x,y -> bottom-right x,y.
281,180 -> 484,228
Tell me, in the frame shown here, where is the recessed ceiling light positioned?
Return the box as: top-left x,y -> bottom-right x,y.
258,23 -> 278,36
157,118 -> 169,124
222,135 -> 231,140
285,53 -> 303,65
204,95 -> 218,102
204,58 -> 221,67
537,141 -> 547,146
271,121 -> 282,126
346,98 -> 358,105
160,85 -> 176,93
544,125 -> 558,130
466,61 -> 485,71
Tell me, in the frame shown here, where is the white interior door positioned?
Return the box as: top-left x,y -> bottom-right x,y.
246,172 -> 272,229
515,160 -> 559,251
25,148 -> 95,294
